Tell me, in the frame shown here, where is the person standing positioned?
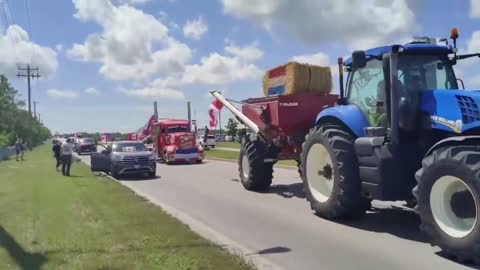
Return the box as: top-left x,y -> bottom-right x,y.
15,139 -> 24,161
52,141 -> 62,171
61,138 -> 74,176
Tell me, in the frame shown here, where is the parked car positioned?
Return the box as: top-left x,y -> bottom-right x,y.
90,141 -> 156,179
75,137 -> 97,155
224,135 -> 233,142
198,134 -> 216,149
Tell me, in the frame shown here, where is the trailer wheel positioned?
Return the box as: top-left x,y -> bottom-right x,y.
238,140 -> 274,191
414,146 -> 480,264
301,125 -> 366,219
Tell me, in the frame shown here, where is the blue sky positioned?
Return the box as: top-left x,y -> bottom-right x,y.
2,0 -> 480,134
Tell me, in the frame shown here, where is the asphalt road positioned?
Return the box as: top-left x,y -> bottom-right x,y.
76,154 -> 477,270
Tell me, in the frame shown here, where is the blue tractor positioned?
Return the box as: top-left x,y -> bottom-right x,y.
300,29 -> 480,263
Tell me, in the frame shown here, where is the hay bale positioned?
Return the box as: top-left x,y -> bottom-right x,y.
263,62 -> 311,96
308,65 -> 332,94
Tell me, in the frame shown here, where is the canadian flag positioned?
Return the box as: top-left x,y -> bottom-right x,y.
209,99 -> 224,128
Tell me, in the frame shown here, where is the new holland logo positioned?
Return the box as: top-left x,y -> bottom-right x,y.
430,116 -> 463,133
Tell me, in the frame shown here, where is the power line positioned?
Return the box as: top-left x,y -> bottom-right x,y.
24,0 -> 31,38
17,64 -> 40,115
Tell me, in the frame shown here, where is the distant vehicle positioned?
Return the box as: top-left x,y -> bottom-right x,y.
90,141 -> 156,179
198,134 -> 216,149
151,119 -> 204,164
224,135 -> 233,142
75,137 -> 97,155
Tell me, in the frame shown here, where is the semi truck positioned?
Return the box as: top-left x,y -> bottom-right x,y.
212,29 -> 480,263
151,119 -> 204,164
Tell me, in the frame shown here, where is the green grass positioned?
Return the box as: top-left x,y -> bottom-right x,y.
206,149 -> 297,167
0,145 -> 254,270
216,142 -> 241,149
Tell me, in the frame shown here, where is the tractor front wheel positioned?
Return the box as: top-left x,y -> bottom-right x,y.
301,125 -> 368,219
238,139 -> 275,191
414,146 -> 480,264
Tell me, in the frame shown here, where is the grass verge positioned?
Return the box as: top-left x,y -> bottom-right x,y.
0,144 -> 254,270
206,149 -> 297,167
216,142 -> 241,149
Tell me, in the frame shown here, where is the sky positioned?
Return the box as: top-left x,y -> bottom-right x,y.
2,0 -> 480,134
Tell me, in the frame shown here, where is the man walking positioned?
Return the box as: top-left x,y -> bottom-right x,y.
61,138 -> 74,176
15,139 -> 24,161
52,141 -> 62,171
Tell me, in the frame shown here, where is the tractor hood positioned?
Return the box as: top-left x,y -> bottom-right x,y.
421,89 -> 480,133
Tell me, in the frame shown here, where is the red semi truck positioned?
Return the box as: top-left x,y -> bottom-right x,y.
151,119 -> 204,164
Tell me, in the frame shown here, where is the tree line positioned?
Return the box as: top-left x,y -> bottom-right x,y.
0,75 -> 51,148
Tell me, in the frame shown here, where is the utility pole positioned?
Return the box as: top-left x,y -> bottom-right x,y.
187,101 -> 191,132
17,65 -> 41,115
33,101 -> 39,119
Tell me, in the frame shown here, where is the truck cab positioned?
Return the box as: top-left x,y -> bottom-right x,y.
152,119 -> 204,164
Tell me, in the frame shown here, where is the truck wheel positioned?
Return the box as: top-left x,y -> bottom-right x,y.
414,146 -> 480,264
238,140 -> 274,191
301,125 -> 366,219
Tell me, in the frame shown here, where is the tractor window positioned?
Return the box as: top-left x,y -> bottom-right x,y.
347,59 -> 385,126
398,55 -> 458,91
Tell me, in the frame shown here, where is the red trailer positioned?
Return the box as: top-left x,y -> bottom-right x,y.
211,91 -> 338,190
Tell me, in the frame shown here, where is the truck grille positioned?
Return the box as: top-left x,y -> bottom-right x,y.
120,156 -> 149,163
456,95 -> 480,124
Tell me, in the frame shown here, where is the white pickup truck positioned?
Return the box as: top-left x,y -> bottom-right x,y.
198,134 -> 216,150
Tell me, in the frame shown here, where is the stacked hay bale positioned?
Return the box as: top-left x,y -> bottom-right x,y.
263,62 -> 332,96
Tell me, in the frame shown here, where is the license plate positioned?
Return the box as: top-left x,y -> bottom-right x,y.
134,165 -> 140,169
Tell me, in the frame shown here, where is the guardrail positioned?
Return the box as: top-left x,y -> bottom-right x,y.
0,147 -> 15,161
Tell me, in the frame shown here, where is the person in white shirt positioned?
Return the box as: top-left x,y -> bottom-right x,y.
61,138 -> 74,176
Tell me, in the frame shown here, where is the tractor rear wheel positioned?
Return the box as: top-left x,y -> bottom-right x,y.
238,139 -> 275,191
414,146 -> 480,264
301,125 -> 367,219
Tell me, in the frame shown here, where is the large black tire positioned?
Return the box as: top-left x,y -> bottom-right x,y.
414,146 -> 480,264
301,125 -> 368,219
238,139 -> 275,191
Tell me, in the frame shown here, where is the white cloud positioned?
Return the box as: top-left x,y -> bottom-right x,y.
292,52 -> 330,66
471,0 -> 480,18
68,0 -> 192,81
221,0 -> 419,49
85,87 -> 99,95
114,0 -> 151,4
468,75 -> 480,89
47,89 -> 79,99
183,16 -> 208,40
0,25 -> 58,78
120,86 -> 184,100
55,44 -> 64,52
182,43 -> 263,85
225,41 -> 263,61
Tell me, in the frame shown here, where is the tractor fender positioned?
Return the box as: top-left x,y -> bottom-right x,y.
315,105 -> 369,138
425,136 -> 480,157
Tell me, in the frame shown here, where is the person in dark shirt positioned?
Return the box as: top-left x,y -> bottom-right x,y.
52,141 -> 62,171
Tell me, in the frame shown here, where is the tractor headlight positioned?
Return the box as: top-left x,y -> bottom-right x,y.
149,154 -> 156,160
113,155 -> 123,161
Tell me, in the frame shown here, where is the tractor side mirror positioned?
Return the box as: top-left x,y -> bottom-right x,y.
352,50 -> 367,69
